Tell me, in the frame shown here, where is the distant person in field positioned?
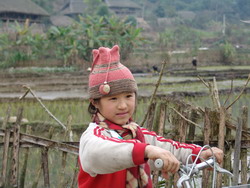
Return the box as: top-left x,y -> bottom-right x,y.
192,57 -> 197,70
152,65 -> 159,73
78,45 -> 223,188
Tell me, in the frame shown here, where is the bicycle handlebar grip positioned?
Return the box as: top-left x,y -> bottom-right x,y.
154,159 -> 164,169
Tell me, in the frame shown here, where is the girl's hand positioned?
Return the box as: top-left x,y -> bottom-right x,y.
200,147 -> 224,164
145,145 -> 180,176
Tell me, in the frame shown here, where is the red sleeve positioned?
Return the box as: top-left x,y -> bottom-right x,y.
132,143 -> 148,165
192,147 -> 203,163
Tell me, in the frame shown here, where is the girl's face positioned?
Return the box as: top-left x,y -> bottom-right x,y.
93,92 -> 136,125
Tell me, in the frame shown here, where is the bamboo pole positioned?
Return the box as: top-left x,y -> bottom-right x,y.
232,118 -> 243,186
226,73 -> 250,110
0,107 -> 11,188
10,107 -> 23,187
170,107 -> 202,129
211,77 -> 221,109
240,106 -> 248,185
140,58 -> 169,126
20,86 -> 66,130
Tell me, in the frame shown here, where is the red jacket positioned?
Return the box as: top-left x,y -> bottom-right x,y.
78,165 -> 127,188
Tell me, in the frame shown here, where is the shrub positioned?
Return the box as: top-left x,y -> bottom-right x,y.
220,41 -> 236,64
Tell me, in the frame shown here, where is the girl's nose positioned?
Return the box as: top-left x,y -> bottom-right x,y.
117,100 -> 127,109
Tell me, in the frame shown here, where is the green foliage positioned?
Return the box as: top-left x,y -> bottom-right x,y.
0,15 -> 144,68
220,41 -> 236,64
159,26 -> 202,49
125,16 -> 137,27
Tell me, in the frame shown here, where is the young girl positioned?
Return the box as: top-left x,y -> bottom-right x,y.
78,45 -> 223,188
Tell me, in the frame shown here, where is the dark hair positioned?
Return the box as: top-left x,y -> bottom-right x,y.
88,98 -> 100,114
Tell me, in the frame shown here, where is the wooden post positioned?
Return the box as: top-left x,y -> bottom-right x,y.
41,147 -> 50,188
19,125 -> 32,188
59,114 -> 73,187
187,109 -> 198,140
32,127 -> 54,188
146,102 -> 156,131
240,106 -> 248,185
0,107 -> 11,187
158,103 -> 166,137
152,102 -> 166,187
223,124 -> 232,186
202,107 -> 211,188
171,104 -> 182,141
10,107 -> 23,187
70,157 -> 79,188
232,118 -> 242,186
179,110 -> 187,143
216,107 -> 226,188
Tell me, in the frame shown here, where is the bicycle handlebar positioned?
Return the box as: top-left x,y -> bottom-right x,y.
154,158 -> 233,188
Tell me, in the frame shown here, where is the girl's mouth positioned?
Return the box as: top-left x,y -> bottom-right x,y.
116,112 -> 128,116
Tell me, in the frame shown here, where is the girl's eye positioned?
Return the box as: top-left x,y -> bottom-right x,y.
126,94 -> 133,98
109,97 -> 117,101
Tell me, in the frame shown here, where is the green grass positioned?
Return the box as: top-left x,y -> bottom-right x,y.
0,98 -> 150,136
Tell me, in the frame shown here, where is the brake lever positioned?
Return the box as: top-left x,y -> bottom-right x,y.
214,162 -> 234,177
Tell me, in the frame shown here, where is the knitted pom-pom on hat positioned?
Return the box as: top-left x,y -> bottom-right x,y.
88,45 -> 137,99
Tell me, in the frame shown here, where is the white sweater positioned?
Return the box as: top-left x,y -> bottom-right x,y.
79,122 -> 201,177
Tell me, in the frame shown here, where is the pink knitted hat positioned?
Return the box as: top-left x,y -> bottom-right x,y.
88,45 -> 137,99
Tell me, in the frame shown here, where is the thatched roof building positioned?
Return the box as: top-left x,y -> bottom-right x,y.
105,0 -> 142,17
59,0 -> 87,18
59,0 -> 141,18
0,0 -> 49,23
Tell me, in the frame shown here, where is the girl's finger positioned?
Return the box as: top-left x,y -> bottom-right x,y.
162,171 -> 170,180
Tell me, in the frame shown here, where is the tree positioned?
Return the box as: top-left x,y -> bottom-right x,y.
83,0 -> 105,16
97,5 -> 110,17
235,0 -> 250,19
154,6 -> 165,17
